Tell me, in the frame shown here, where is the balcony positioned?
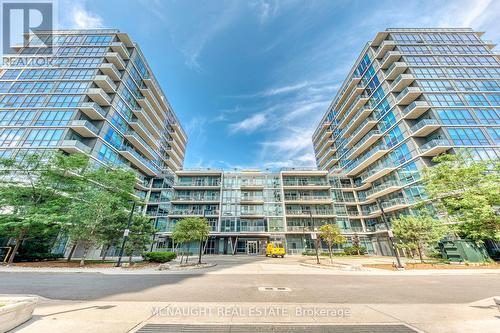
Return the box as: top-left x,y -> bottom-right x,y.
345,115 -> 378,148
384,62 -> 408,80
381,197 -> 410,213
131,107 -> 161,138
165,146 -> 183,165
110,41 -> 130,60
165,156 -> 181,172
240,197 -> 265,204
342,107 -> 373,137
173,180 -> 221,189
124,131 -> 157,160
240,211 -> 266,218
59,140 -> 91,154
362,165 -> 396,183
396,87 -> 422,105
170,123 -> 188,146
240,183 -> 265,190
169,210 -> 220,217
99,63 -> 121,81
346,145 -> 389,177
105,52 -> 126,70
171,195 -> 220,203
366,180 -> 402,201
167,137 -> 184,157
336,76 -> 362,107
129,119 -> 158,148
87,88 -> 111,106
119,145 -> 159,176
390,74 -> 414,93
78,102 -> 107,120
69,120 -> 99,137
94,75 -> 117,93
410,119 -> 441,137
374,40 -> 396,59
285,209 -> 336,217
380,51 -> 401,69
346,129 -> 382,160
323,154 -> 340,170
282,180 -> 330,190
402,101 -> 430,119
342,95 -> 370,124
315,138 -> 334,157
317,144 -> 338,166
419,139 -> 452,157
314,127 -> 333,147
284,196 -> 332,204
136,96 -> 161,126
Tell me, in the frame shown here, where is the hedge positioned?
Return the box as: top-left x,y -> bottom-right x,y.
143,251 -> 177,263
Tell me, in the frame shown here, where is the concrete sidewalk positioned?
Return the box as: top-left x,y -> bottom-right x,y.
11,297 -> 500,333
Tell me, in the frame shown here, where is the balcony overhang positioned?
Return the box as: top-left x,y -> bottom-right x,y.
78,102 -> 106,120
111,41 -> 130,59
105,52 -> 126,70
100,63 -> 121,81
362,166 -> 396,184
59,140 -> 91,154
119,150 -> 157,176
69,120 -> 98,138
94,75 -> 117,93
87,88 -> 111,106
346,149 -> 388,177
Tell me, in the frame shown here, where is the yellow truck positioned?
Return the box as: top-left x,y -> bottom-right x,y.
265,242 -> 285,258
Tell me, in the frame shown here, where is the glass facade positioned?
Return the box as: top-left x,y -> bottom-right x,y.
312,28 -> 499,252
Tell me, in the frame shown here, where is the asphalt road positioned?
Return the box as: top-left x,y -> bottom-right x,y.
1,272 -> 499,304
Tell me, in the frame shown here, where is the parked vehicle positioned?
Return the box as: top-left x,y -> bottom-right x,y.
266,242 -> 285,258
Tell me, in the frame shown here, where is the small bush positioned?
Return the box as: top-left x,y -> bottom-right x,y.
343,246 -> 367,255
14,252 -> 64,262
143,251 -> 177,263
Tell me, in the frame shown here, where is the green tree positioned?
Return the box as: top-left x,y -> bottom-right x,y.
172,217 -> 210,264
0,152 -> 88,264
351,233 -> 361,255
67,167 -> 137,267
319,224 -> 347,263
423,152 -> 500,242
124,215 -> 156,264
392,214 -> 448,262
99,210 -> 128,262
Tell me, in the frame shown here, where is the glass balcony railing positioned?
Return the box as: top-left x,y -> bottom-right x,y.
410,119 -> 440,133
420,139 -> 451,151
70,120 -> 99,134
79,102 -> 107,118
173,195 -> 220,201
284,195 -> 331,201
283,180 -> 329,186
170,209 -> 220,216
403,101 -> 429,116
175,180 -> 221,186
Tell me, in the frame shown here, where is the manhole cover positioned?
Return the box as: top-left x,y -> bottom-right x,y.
135,324 -> 420,333
258,287 -> 291,292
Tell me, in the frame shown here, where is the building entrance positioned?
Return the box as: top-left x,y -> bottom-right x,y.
246,241 -> 258,255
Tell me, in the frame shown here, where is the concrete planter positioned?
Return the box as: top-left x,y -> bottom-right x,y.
0,296 -> 37,333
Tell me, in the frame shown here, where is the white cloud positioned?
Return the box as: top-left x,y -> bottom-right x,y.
229,113 -> 267,134
60,1 -> 104,29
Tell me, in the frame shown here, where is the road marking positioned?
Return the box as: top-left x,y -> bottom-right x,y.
258,287 -> 291,292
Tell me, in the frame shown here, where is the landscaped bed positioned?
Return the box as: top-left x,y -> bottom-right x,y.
364,262 -> 500,270
9,260 -> 159,269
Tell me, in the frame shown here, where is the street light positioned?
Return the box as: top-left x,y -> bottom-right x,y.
116,201 -> 136,267
375,198 -> 403,269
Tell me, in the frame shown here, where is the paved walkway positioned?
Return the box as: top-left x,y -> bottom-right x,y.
11,297 -> 500,333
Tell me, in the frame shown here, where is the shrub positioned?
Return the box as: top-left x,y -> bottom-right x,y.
343,246 -> 367,255
14,252 -> 64,262
143,251 -> 177,263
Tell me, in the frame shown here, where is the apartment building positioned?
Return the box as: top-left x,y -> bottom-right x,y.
151,169 -> 378,255
0,29 -> 187,258
312,28 -> 500,242
0,29 -> 187,204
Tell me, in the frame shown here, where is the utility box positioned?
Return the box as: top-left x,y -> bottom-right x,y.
439,240 -> 490,263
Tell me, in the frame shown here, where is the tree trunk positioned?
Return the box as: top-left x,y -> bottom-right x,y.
128,254 -> 133,264
328,245 -> 333,264
80,244 -> 90,267
185,245 -> 190,264
67,242 -> 77,262
198,239 -> 203,265
417,246 -> 424,263
101,244 -> 111,262
7,229 -> 26,265
179,245 -> 184,265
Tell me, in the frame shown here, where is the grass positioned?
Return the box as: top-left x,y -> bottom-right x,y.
364,261 -> 500,271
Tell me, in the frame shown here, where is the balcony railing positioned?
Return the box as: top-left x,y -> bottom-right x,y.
170,210 -> 220,216
410,119 -> 440,133
172,195 -> 220,201
174,180 -> 221,187
286,209 -> 335,216
284,196 -> 332,201
283,180 -> 329,186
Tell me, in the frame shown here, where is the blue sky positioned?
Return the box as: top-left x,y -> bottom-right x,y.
59,0 -> 500,169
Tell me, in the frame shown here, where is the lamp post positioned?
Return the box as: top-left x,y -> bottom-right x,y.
375,198 -> 403,269
116,201 -> 136,267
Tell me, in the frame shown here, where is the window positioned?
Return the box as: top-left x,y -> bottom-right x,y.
23,129 -> 64,146
35,110 -> 73,126
84,35 -> 113,45
98,143 -> 124,165
0,95 -> 25,108
104,128 -> 123,149
0,128 -> 24,146
486,94 -> 500,106
0,70 -> 21,79
8,110 -> 35,125
475,109 -> 500,124
487,128 -> 500,145
419,80 -> 453,91
437,109 -> 475,125
464,94 -> 489,106
54,81 -> 88,93
426,94 -> 464,106
46,95 -> 82,107
447,128 -> 489,145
